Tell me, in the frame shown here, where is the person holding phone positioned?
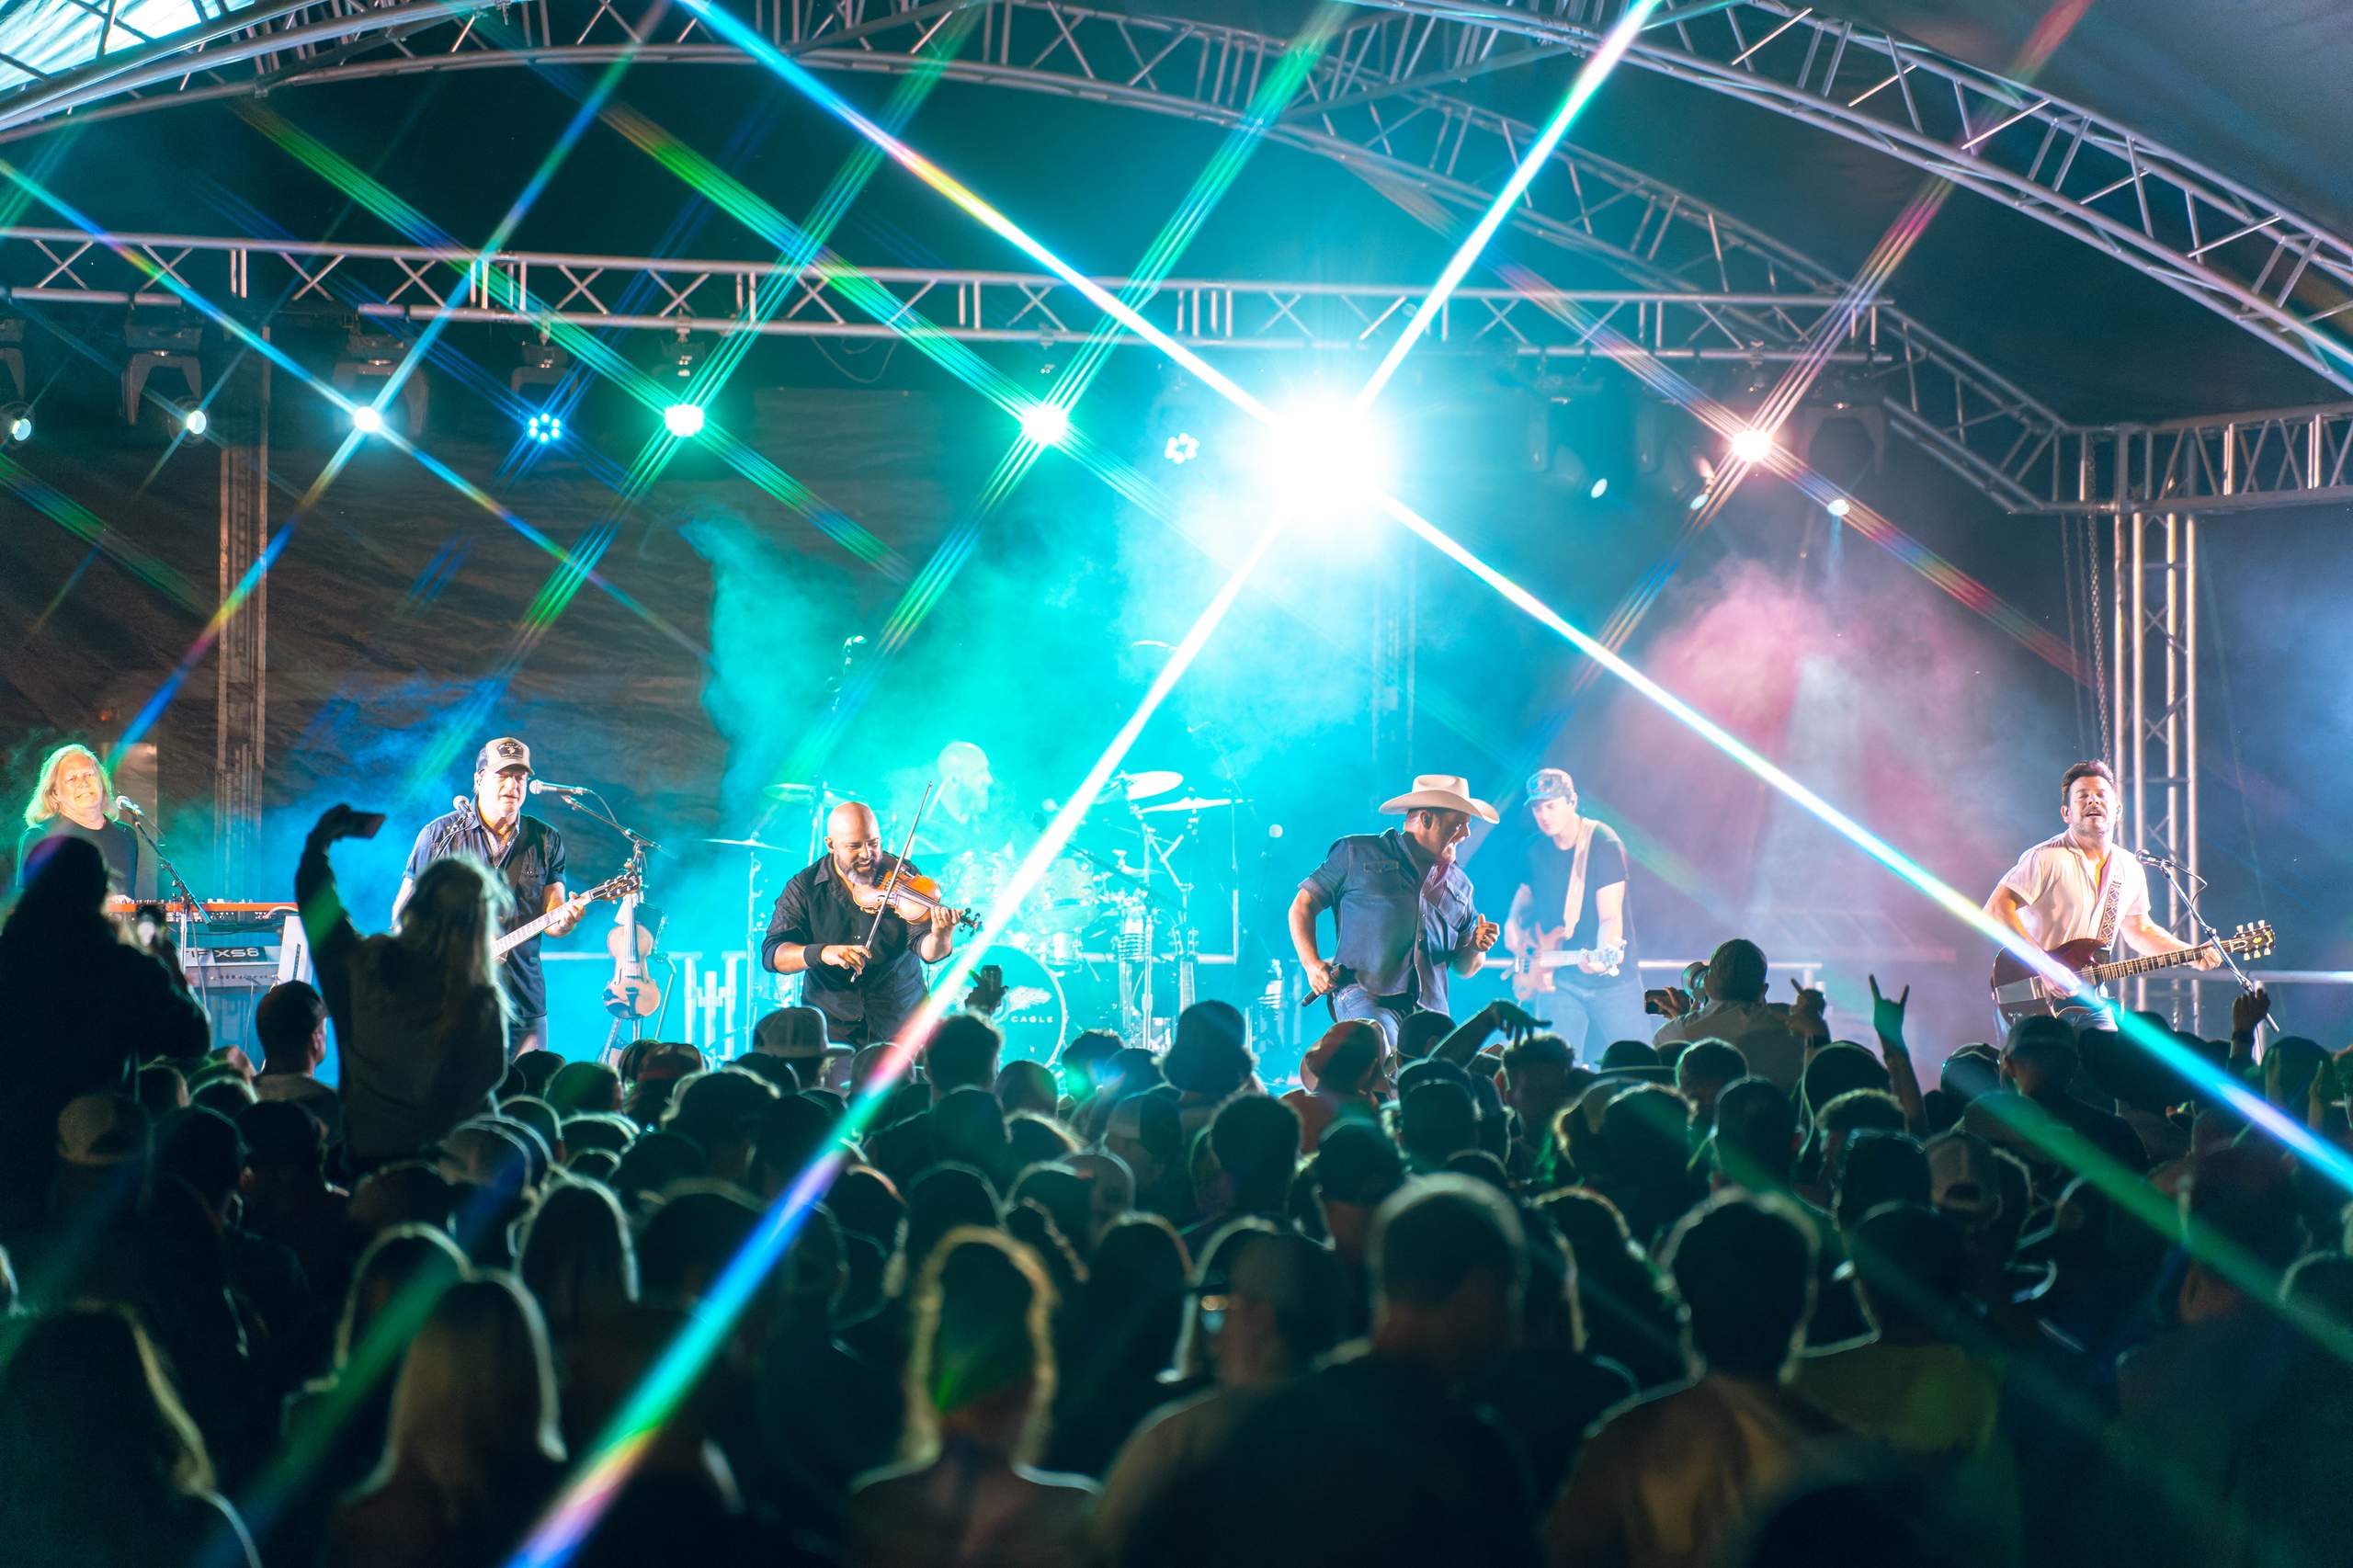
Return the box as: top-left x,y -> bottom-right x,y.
392,737 -> 581,1057
298,801 -> 510,1169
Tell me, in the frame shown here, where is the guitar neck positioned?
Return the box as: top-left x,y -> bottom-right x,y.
494,907 -> 564,959
2083,943 -> 2211,985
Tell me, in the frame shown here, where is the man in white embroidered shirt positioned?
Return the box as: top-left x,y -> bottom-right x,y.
1984,759 -> 2217,967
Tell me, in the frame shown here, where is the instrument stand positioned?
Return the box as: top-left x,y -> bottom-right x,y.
2148,857 -> 2278,1040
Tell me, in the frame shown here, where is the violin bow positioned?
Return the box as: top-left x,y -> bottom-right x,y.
862,778 -> 938,950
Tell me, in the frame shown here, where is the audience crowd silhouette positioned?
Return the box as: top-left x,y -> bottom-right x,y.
1,815 -> 2347,1568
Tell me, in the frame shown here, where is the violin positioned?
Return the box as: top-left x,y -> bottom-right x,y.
847,869 -> 981,931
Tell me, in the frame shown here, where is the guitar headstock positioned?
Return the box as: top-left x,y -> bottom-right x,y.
593,865 -> 643,904
2226,920 -> 2276,960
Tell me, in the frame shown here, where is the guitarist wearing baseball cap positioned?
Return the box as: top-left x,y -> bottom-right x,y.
394,736 -> 585,1055
1501,767 -> 1645,1059
1290,774 -> 1503,1047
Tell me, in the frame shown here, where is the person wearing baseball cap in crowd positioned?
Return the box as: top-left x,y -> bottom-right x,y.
1289,774 -> 1503,1048
1501,767 -> 1649,1061
393,737 -> 585,1057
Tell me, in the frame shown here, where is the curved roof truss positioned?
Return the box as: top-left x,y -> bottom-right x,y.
0,0 -> 2097,510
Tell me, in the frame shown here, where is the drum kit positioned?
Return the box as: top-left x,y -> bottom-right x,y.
701,767 -> 1243,1061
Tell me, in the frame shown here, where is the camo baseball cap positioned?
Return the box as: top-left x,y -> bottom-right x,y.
475,736 -> 533,776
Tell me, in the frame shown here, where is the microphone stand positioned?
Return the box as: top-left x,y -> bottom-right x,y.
121,811 -> 210,1009
2144,854 -> 2275,1039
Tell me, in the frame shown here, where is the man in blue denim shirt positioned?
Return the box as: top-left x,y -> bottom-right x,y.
1289,775 -> 1502,1045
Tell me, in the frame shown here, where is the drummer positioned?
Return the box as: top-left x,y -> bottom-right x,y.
930,739 -> 1014,861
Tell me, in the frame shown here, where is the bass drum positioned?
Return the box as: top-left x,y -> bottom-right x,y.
964,944 -> 1068,1064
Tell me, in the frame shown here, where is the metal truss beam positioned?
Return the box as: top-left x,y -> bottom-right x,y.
0,0 -> 2081,513
6,4 -> 2347,510
2026,404 -> 2353,516
0,223 -> 1898,361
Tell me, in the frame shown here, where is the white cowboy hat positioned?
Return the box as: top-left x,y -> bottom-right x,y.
1378,774 -> 1499,824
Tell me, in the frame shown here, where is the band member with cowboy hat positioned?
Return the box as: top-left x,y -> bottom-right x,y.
1288,774 -> 1502,1047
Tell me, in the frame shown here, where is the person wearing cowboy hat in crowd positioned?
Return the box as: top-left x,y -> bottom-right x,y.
749,1004 -> 857,1094
1502,767 -> 1648,1061
394,737 -> 586,1059
1289,774 -> 1502,1048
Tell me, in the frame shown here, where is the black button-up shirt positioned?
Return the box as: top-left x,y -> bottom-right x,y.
761,853 -> 930,1044
1301,827 -> 1479,1014
405,806 -> 567,1019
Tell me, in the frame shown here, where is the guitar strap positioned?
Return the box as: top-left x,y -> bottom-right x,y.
1560,819 -> 1598,939
2092,857 -> 2124,949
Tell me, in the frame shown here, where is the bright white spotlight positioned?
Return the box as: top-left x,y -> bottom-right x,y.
1826,496 -> 1851,518
1728,426 -> 1775,464
2,403 -> 30,445
1164,432 -> 1200,465
527,410 -> 563,445
1256,399 -> 1392,527
1588,477 -> 1609,500
1020,402 -> 1070,448
182,406 -> 208,437
350,404 -> 384,436
663,403 -> 705,439
1688,494 -> 1707,512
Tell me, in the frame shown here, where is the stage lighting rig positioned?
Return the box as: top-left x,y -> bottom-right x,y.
1019,402 -> 1070,448
122,306 -> 202,427
1255,397 -> 1392,528
527,410 -> 563,445
331,324 -> 427,436
0,316 -> 23,408
174,400 -> 208,437
1163,432 -> 1200,464
2,403 -> 31,445
651,331 -> 713,441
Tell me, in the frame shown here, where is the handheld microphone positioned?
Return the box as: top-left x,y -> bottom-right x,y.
114,796 -> 161,843
528,778 -> 593,798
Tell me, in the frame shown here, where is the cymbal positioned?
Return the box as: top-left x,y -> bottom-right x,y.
705,835 -> 790,851
1134,795 -> 1243,815
760,782 -> 838,802
1116,769 -> 1182,801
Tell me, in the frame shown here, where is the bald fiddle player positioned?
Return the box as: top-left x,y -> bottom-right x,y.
763,801 -> 961,1047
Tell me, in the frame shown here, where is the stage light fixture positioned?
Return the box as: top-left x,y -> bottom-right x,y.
1164,432 -> 1199,464
1728,426 -> 1775,464
1020,402 -> 1070,448
331,325 -> 427,436
1256,397 -> 1391,526
527,410 -> 563,445
2,402 -> 31,445
1826,496 -> 1851,518
663,403 -> 705,439
176,401 -> 208,437
511,338 -> 571,397
351,404 -> 385,437
1589,477 -> 1609,500
122,307 -> 202,427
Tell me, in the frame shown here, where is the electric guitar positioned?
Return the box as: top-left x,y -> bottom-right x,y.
1482,928 -> 1628,1000
493,867 -> 640,963
1987,921 -> 2274,1028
